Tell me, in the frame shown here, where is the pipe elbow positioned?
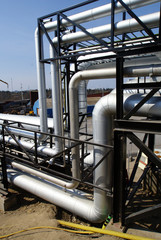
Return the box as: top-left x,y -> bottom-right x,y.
69,71 -> 83,90
35,27 -> 39,39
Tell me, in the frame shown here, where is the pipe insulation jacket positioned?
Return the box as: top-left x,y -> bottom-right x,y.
0,136 -> 57,156
44,0 -> 159,32
0,114 -> 54,139
7,168 -> 98,222
52,12 -> 160,45
0,114 -> 53,128
35,28 -> 48,138
7,91 -> 161,223
50,46 -> 64,153
35,0 -> 160,139
10,162 -> 79,189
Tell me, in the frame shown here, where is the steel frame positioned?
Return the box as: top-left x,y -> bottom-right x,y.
32,0 -> 161,227
0,119 -> 113,197
0,0 -> 161,226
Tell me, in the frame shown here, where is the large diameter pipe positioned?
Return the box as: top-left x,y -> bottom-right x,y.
69,64 -> 161,221
7,169 -> 99,222
35,28 -> 48,139
0,114 -> 54,140
44,0 -> 159,32
11,162 -> 79,189
1,136 -> 57,157
8,92 -> 161,223
52,12 -> 159,45
50,46 -> 64,153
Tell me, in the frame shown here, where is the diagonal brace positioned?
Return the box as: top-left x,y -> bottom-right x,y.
117,0 -> 158,42
123,88 -> 160,120
126,132 -> 161,169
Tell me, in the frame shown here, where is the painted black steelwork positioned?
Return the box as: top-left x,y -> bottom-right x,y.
0,0 -> 161,227
117,0 -> 158,42
125,203 -> 161,225
116,57 -> 124,119
0,125 -> 8,190
123,88 -> 160,120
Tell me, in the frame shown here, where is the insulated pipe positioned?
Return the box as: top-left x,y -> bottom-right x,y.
10,162 -> 79,189
35,0 -> 159,140
7,168 -> 99,222
0,114 -> 54,139
50,46 -> 64,153
35,1 -> 159,141
44,0 -> 159,32
52,12 -> 160,45
6,65 -> 161,222
35,28 -> 48,139
8,91 -> 161,223
69,65 -> 161,221
0,136 -> 57,157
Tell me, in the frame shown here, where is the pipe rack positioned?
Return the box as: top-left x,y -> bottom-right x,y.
0,0 -> 161,227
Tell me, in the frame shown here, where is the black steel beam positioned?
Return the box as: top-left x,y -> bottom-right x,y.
123,82 -> 161,90
38,0 -> 98,20
159,2 -> 161,42
39,20 -> 58,55
117,0 -> 157,42
123,88 -> 159,120
59,12 -> 109,48
113,131 -> 126,224
1,126 -> 8,190
127,163 -> 151,204
39,42 -> 161,62
125,203 -> 161,225
114,120 -> 161,134
116,57 -> 124,119
111,0 -> 115,48
126,132 -> 161,169
128,134 -> 148,191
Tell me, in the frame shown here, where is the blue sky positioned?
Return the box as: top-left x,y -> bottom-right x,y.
0,0 -> 160,91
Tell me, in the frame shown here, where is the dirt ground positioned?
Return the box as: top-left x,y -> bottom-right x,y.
0,187 -> 121,240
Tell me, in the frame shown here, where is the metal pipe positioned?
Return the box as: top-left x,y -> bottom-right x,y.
44,0 -> 159,32
35,0 -> 159,142
68,65 -> 161,221
7,90 -> 161,223
0,114 -> 54,139
35,28 -> 48,140
0,136 -> 57,157
7,168 -> 99,221
52,12 -> 160,45
10,162 -> 79,189
50,46 -> 64,153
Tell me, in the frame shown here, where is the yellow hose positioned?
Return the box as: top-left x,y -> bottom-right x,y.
0,226 -> 93,239
58,220 -> 155,240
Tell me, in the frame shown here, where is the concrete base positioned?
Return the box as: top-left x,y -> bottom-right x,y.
0,193 -> 17,211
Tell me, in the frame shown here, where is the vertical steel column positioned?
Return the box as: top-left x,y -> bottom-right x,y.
111,0 -> 115,48
113,131 -> 126,224
159,2 -> 161,42
1,125 -> 8,190
66,62 -> 71,131
57,13 -> 61,57
113,56 -> 125,224
116,57 -> 124,119
34,132 -> 38,165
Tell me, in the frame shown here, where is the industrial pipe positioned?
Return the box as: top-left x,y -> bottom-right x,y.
44,0 -> 159,32
52,12 -> 159,45
50,46 -> 64,153
35,28 -> 48,139
0,114 -> 54,139
35,0 -> 160,144
7,89 -> 161,222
